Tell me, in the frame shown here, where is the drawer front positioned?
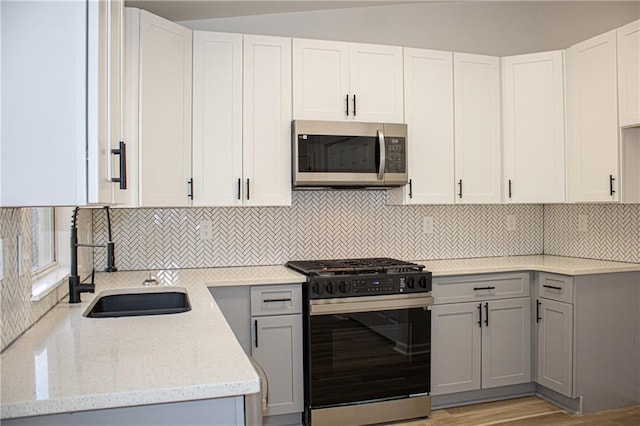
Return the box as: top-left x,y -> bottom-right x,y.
433,273 -> 530,304
251,284 -> 302,316
537,272 -> 573,303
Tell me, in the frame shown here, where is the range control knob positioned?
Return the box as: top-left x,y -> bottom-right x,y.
311,282 -> 324,296
339,281 -> 351,294
406,276 -> 416,289
419,276 -> 429,289
326,281 -> 338,295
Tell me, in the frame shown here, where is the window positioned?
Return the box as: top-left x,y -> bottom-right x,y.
30,207 -> 57,277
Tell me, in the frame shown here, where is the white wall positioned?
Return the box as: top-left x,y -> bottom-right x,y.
181,1 -> 639,56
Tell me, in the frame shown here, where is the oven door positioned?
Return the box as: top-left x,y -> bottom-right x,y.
307,294 -> 432,409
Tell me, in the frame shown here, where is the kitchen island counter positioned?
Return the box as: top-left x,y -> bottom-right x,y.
0,265 -> 305,421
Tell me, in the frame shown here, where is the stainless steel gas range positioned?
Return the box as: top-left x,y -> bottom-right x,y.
286,257 -> 433,426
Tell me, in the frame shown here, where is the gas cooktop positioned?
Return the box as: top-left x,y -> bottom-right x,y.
286,257 -> 431,298
286,257 -> 425,276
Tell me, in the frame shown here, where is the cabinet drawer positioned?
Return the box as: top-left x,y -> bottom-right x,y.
537,272 -> 573,303
251,285 -> 302,316
433,273 -> 530,304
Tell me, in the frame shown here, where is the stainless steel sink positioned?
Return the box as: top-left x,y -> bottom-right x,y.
83,287 -> 191,318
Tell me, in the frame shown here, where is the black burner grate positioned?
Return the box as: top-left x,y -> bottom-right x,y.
286,257 -> 424,276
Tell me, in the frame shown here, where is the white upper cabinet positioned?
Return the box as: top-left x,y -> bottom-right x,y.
566,30 -> 619,203
453,53 -> 502,204
388,48 -> 454,205
1,0 -> 124,207
124,8 -> 192,207
242,35 -> 292,207
192,31 -> 244,206
292,39 -> 349,121
502,51 -> 566,204
617,20 -> 640,127
192,33 -> 291,207
293,39 -> 403,123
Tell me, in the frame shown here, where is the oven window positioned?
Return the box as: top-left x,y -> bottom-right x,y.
309,307 -> 430,407
298,134 -> 379,173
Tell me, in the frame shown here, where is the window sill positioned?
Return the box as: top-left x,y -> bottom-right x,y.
31,267 -> 69,302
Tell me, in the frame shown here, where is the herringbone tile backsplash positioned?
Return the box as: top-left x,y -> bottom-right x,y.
0,208 -> 92,351
93,191 -> 545,270
544,204 -> 640,263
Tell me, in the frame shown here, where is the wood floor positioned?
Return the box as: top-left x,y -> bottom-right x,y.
390,397 -> 640,426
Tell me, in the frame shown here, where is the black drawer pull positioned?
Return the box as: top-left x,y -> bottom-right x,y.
473,286 -> 496,291
263,298 -> 292,303
536,299 -> 541,323
477,303 -> 482,328
543,284 -> 562,291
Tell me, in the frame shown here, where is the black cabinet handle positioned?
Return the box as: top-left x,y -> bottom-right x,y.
508,179 -> 513,198
610,175 -> 615,196
353,94 -> 357,116
188,179 -> 194,200
473,286 -> 496,291
484,302 -> 489,327
409,179 -> 413,199
246,178 -> 250,200
110,141 -> 127,189
478,303 -> 482,328
237,178 -> 241,200
345,94 -> 349,116
458,179 -> 463,198
543,284 -> 562,291
263,298 -> 292,303
536,299 -> 541,323
254,319 -> 258,348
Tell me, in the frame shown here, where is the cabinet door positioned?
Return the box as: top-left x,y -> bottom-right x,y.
567,30 -> 619,202
431,302 -> 481,395
503,51 -> 566,203
536,298 -> 573,397
138,11 -> 192,207
453,53 -> 502,204
252,315 -> 304,416
618,20 -> 640,127
292,38 -> 350,121
1,1 -> 87,206
192,31 -> 243,206
243,35 -> 292,207
349,43 -> 404,123
397,48 -> 454,204
87,0 -> 123,205
481,297 -> 531,389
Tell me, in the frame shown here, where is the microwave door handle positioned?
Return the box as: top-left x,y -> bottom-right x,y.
377,129 -> 386,181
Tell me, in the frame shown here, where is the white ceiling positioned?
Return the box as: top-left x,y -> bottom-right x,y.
124,1 -> 640,55
124,1 -> 419,22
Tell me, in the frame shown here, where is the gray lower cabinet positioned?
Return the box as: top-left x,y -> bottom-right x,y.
2,397 -> 244,426
533,271 -> 640,414
211,284 -> 304,419
431,273 -> 531,396
251,314 -> 304,416
535,272 -> 574,397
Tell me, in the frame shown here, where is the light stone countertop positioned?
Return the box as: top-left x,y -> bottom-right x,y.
415,255 -> 640,276
2,257 -> 638,420
0,265 -> 306,420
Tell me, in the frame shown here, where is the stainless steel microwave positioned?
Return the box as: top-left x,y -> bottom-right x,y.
292,120 -> 408,188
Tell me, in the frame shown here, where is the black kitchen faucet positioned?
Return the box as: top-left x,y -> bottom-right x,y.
68,206 -> 117,303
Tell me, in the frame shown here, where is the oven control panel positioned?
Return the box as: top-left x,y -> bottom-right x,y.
307,272 -> 432,299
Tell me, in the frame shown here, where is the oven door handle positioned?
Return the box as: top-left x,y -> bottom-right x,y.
310,294 -> 433,316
